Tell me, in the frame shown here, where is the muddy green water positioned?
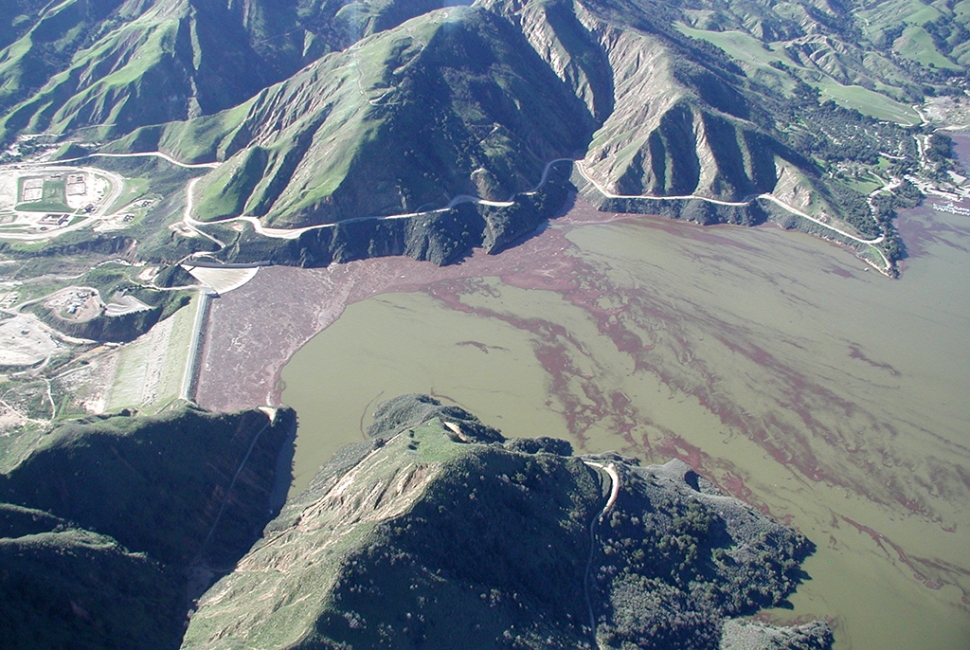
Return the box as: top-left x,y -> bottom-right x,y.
281,204 -> 970,649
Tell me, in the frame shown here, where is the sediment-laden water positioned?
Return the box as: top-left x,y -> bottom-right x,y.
278,141 -> 970,650
281,218 -> 970,649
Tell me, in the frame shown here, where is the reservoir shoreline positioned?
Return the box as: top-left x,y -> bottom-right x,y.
195,133 -> 970,650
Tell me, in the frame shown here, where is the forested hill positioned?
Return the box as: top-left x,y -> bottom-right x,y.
0,393 -> 834,649
181,394 -> 833,650
0,404 -> 296,650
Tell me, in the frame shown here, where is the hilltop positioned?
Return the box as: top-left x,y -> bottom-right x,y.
0,392 -> 833,649
183,394 -> 832,650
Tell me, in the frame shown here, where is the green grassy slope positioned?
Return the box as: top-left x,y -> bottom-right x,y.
0,0 -> 295,144
492,0 -> 966,255
0,404 -> 296,650
0,0 -> 450,146
180,6 -> 594,227
177,0 -> 944,241
4,0 -> 963,269
182,395 -> 829,650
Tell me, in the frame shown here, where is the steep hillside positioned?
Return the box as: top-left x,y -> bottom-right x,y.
3,0 -> 965,271
0,403 -> 295,565
135,0 -> 934,253
138,5 -> 594,227
139,0 -> 823,228
0,0 -> 451,145
0,404 -> 296,650
572,10 -> 798,202
485,0 -> 923,233
182,394 -> 832,650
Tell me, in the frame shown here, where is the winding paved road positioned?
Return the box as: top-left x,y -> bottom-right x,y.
1,149 -> 894,272
53,151 -> 220,170
581,460 -> 620,647
573,162 -> 887,246
176,153 -> 889,271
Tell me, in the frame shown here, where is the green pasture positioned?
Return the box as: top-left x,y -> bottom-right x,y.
817,82 -> 921,124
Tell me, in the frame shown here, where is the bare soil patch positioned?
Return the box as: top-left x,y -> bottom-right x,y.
0,314 -> 62,366
44,286 -> 101,322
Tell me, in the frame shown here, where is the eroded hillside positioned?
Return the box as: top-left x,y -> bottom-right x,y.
182,394 -> 832,650
3,0 -> 964,273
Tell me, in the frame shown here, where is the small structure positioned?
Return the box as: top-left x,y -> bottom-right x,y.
66,173 -> 86,196
39,214 -> 69,226
21,178 -> 43,202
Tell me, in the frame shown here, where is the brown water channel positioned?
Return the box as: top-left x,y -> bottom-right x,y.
280,165 -> 970,649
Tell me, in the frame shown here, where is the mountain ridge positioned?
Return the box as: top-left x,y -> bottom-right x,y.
181,394 -> 833,650
2,0 -> 966,271
0,403 -> 297,650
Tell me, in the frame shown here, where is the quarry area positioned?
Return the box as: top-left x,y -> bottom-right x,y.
0,314 -> 63,367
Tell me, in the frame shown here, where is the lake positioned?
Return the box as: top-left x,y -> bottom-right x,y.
280,153 -> 970,650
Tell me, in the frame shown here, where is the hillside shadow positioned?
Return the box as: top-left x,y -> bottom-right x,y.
474,184 -> 580,261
